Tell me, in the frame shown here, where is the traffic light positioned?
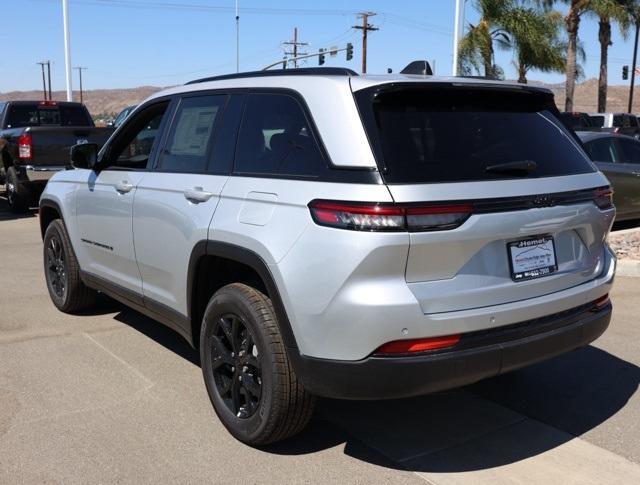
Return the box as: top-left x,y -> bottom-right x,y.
319,48 -> 326,66
346,42 -> 353,61
623,65 -> 629,80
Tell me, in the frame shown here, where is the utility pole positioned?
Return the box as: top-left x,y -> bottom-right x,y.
46,61 -> 52,101
283,27 -> 308,68
62,0 -> 73,101
629,20 -> 640,113
37,62 -> 48,100
452,0 -> 465,76
353,12 -> 378,74
74,67 -> 87,103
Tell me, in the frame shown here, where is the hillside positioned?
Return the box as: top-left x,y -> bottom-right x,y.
2,78 -> 640,116
0,86 -> 162,119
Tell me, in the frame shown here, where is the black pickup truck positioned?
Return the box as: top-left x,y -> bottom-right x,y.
0,100 -> 114,212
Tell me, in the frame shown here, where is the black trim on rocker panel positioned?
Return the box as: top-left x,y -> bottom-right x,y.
80,270 -> 192,343
186,241 -> 299,351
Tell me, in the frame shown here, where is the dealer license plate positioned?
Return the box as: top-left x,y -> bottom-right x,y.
508,236 -> 557,281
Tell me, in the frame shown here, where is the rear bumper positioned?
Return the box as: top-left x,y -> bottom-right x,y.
20,165 -> 67,183
292,301 -> 612,400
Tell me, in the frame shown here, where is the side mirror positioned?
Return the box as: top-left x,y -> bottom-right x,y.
70,143 -> 99,170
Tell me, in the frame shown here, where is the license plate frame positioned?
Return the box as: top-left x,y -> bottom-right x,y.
507,235 -> 558,282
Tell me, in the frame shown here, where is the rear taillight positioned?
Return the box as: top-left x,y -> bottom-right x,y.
594,188 -> 613,210
375,334 -> 462,355
308,200 -> 473,232
613,127 -> 620,133
18,133 -> 32,160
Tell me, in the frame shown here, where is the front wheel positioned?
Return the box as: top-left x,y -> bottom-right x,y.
200,283 -> 315,446
43,219 -> 97,313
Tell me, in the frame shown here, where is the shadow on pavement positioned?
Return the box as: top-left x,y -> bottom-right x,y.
98,298 -> 639,473
0,194 -> 37,221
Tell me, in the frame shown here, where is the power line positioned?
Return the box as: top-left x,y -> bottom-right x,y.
34,0 -> 356,16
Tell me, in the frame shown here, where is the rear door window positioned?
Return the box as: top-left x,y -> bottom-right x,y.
157,95 -> 227,173
234,93 -> 326,177
355,86 -> 595,184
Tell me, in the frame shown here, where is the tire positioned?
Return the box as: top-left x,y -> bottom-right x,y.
5,166 -> 29,213
200,283 -> 316,446
43,219 -> 97,313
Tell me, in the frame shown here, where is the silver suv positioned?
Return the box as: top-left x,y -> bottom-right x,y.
39,68 -> 616,445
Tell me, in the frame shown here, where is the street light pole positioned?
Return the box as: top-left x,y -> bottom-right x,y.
62,0 -> 73,101
452,0 -> 465,76
235,0 -> 240,73
629,20 -> 640,113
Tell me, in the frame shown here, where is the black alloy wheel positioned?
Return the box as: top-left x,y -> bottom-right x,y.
200,283 -> 316,445
210,313 -> 262,419
46,234 -> 67,300
43,219 -> 96,313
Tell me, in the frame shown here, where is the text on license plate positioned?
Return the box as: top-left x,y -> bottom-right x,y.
508,236 -> 557,281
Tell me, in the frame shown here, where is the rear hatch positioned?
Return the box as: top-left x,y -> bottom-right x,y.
354,82 -> 613,314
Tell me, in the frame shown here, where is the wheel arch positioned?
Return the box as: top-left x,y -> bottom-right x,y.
39,198 -> 64,240
188,241 -> 299,353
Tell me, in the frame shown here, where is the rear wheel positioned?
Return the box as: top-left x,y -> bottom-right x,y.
200,283 -> 315,446
5,166 -> 29,213
43,219 -> 96,313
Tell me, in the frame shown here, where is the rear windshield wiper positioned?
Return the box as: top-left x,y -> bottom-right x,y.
485,160 -> 538,174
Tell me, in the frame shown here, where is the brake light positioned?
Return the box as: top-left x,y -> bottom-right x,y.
18,133 -> 32,160
594,188 -> 613,210
375,334 -> 461,355
308,200 -> 473,232
38,100 -> 57,107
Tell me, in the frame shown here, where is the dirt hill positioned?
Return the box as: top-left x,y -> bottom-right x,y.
2,78 -> 640,117
0,86 -> 162,119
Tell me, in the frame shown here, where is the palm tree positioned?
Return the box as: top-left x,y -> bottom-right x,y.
558,1 -> 591,111
507,7 -> 567,83
459,0 -> 514,78
589,0 -> 634,112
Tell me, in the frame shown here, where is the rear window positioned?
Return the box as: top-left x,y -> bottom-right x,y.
590,115 -> 605,128
5,103 -> 93,128
356,86 -> 596,184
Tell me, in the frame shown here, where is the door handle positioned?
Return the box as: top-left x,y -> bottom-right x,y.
115,181 -> 134,194
184,187 -> 214,203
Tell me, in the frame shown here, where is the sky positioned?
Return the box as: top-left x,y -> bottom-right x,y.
0,0 -> 638,93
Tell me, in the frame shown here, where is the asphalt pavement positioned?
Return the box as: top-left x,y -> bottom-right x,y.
1,198 -> 639,485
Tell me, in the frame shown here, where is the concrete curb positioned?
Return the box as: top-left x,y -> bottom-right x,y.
616,259 -> 640,277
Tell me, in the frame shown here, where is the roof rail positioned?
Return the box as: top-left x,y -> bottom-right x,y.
186,67 -> 358,85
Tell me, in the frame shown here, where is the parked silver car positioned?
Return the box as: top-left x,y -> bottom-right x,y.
39,68 -> 616,445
